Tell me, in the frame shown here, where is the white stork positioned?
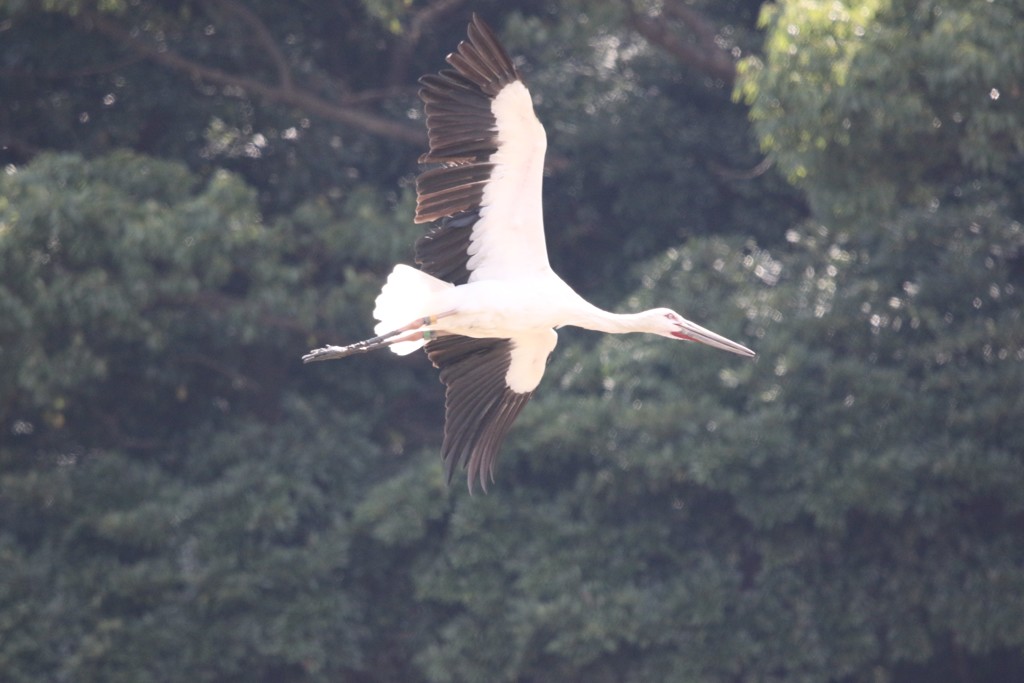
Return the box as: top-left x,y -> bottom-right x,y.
304,14 -> 755,492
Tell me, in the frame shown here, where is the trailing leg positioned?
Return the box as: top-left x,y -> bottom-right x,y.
302,311 -> 452,363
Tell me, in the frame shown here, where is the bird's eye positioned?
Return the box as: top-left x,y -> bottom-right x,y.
664,312 -> 678,322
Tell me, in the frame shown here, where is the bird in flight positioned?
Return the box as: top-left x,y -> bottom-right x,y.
304,14 -> 755,492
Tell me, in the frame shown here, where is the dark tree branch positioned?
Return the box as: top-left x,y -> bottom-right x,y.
0,55 -> 144,80
708,155 -> 774,180
77,8 -> 426,146
341,84 -> 420,106
207,0 -> 294,91
623,2 -> 771,181
625,0 -> 736,85
387,0 -> 469,86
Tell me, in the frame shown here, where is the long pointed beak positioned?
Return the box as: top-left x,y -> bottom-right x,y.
672,320 -> 756,357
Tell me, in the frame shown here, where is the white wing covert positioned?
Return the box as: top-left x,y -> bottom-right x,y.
414,14 -> 550,285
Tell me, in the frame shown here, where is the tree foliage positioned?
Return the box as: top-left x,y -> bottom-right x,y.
1,1 -> 1022,682
737,0 -> 1024,225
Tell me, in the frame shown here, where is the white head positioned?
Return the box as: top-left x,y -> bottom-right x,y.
644,308 -> 755,357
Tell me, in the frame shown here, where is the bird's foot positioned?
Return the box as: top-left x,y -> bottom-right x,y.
302,345 -> 358,363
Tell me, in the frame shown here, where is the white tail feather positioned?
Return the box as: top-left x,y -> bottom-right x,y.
372,264 -> 452,355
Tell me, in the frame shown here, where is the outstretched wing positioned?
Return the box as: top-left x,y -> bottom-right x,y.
415,14 -> 551,285
426,330 -> 556,492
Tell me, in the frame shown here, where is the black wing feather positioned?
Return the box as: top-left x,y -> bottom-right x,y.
414,210 -> 477,284
413,14 -> 522,284
426,335 -> 534,492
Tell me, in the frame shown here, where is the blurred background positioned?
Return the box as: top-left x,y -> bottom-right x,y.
1,1 -> 1022,681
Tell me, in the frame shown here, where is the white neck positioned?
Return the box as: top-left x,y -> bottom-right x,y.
569,305 -> 658,335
